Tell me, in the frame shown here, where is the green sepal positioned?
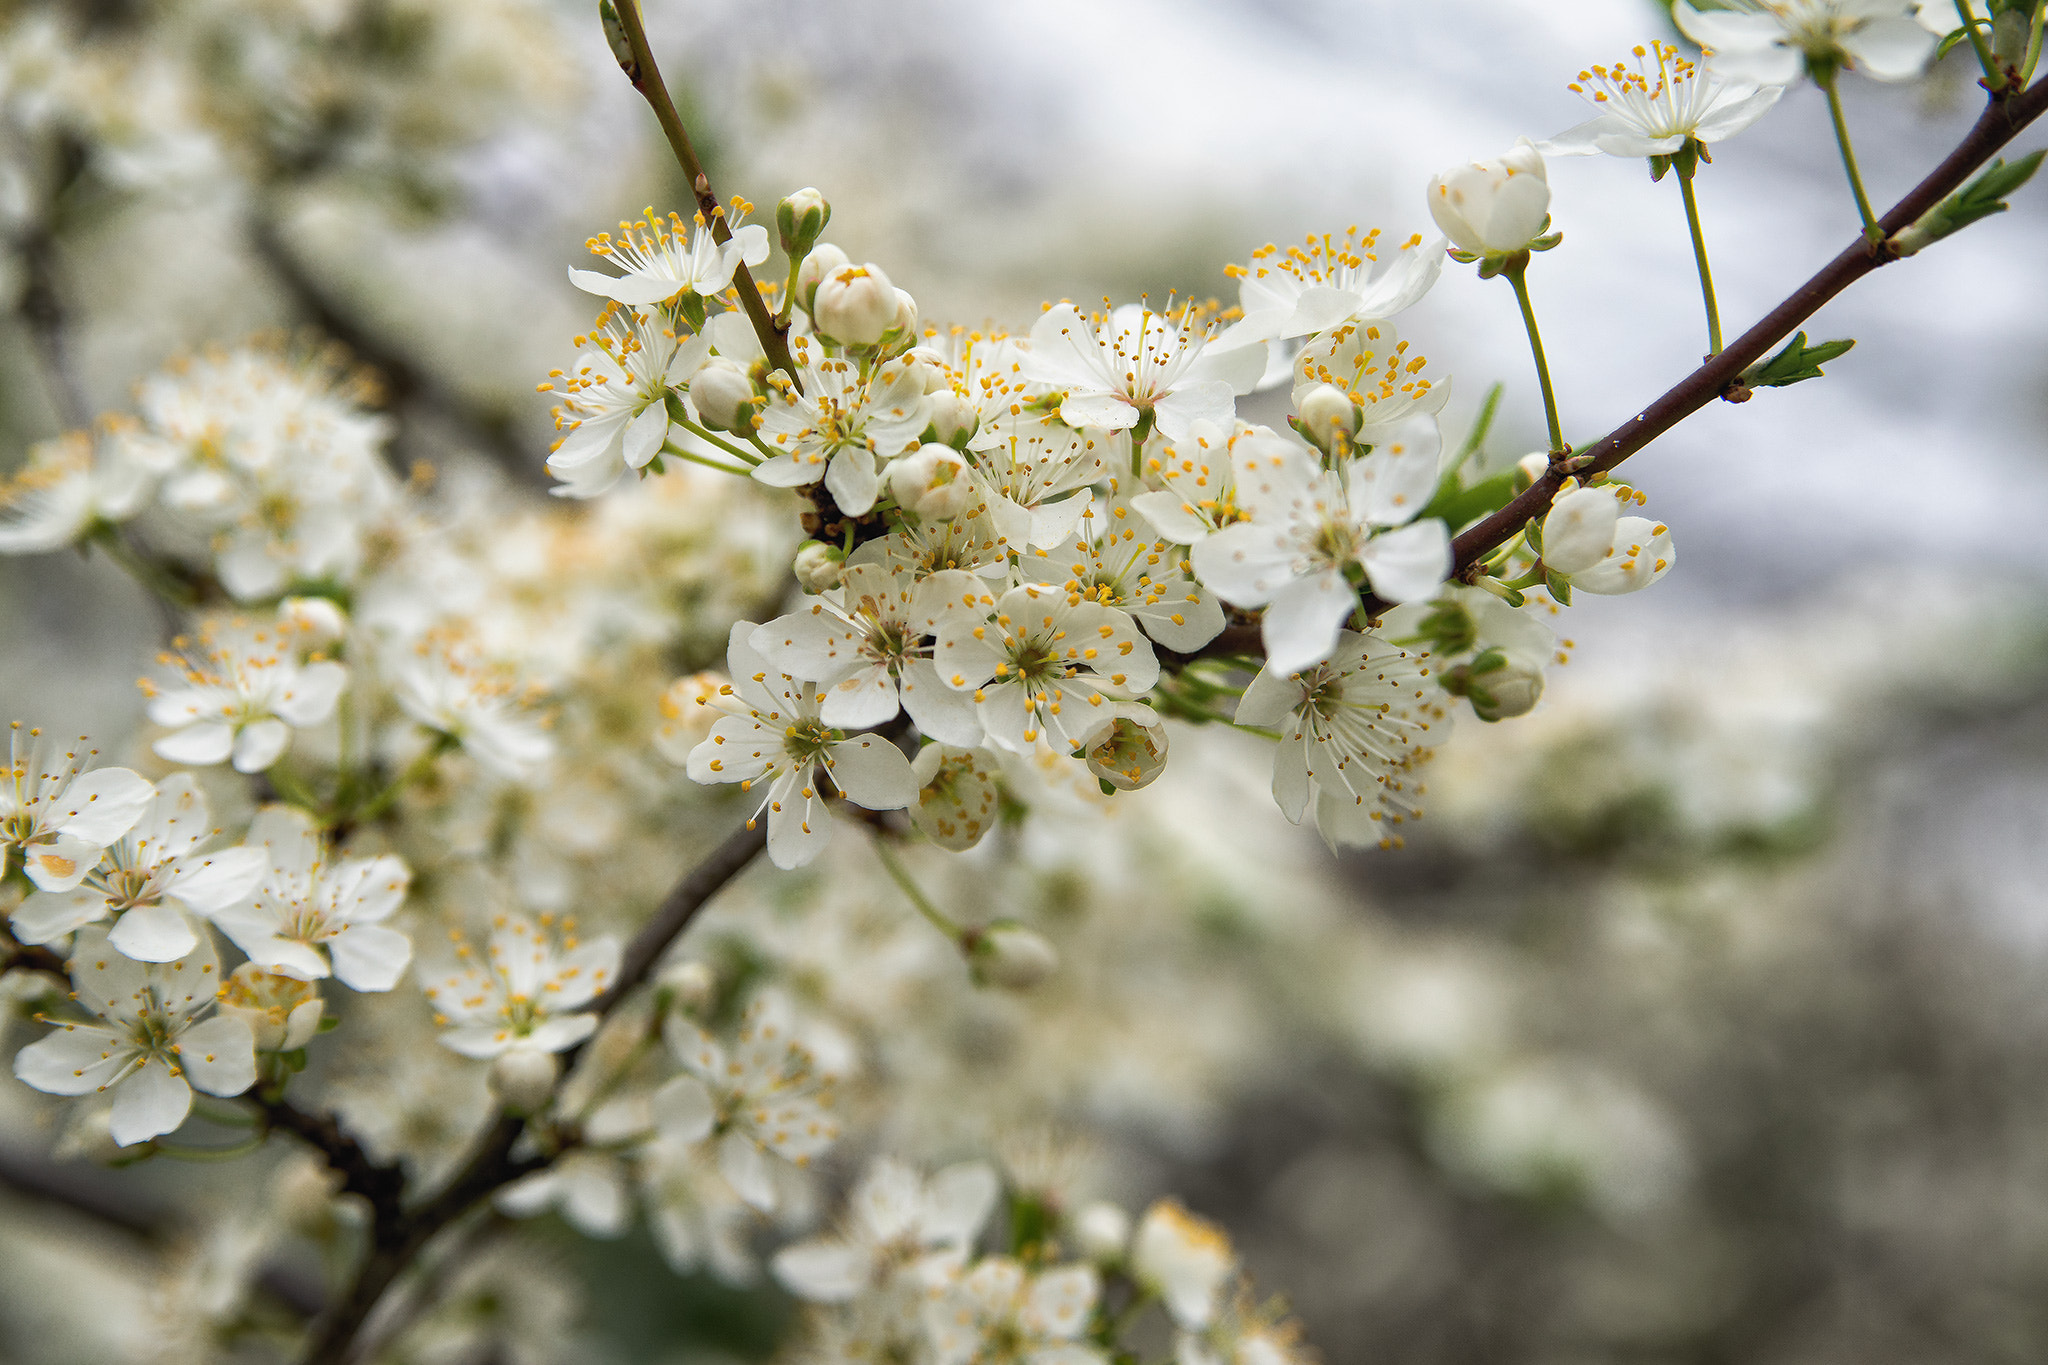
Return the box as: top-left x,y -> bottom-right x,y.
1545,569 -> 1573,605
675,290 -> 708,331
317,1014 -> 341,1033
1648,153 -> 1673,183
281,1048 -> 309,1074
1527,230 -> 1564,253
1737,331 -> 1856,390
1447,247 -> 1483,264
1098,778 -> 1118,797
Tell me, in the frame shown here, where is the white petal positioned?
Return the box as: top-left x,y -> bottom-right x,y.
719,1130 -> 778,1211
272,662 -> 347,726
772,1239 -> 873,1303
825,447 -> 881,516
178,1015 -> 257,1096
328,924 -> 413,992
1260,571 -> 1357,675
107,902 -> 198,963
652,1074 -> 717,1144
1358,520 -> 1452,604
10,888 -> 108,944
109,1061 -> 192,1146
231,720 -> 291,774
154,722 -> 235,767
166,846 -> 267,915
53,768 -> 154,845
23,833 -> 100,893
1845,16 -> 1938,80
13,1025 -> 129,1095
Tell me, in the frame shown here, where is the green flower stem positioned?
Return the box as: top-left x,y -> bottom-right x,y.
670,419 -> 760,467
1956,0 -> 2007,89
89,525 -> 195,609
658,438 -> 752,479
1676,164 -> 1725,355
352,733 -> 454,825
874,838 -> 962,940
1819,72 -> 1883,242
266,761 -> 326,819
1503,263 -> 1566,454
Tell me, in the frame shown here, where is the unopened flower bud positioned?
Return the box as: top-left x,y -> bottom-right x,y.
1514,452 -> 1549,490
776,187 -> 831,259
927,390 -> 979,448
654,672 -> 734,765
1296,383 -> 1360,451
280,596 -> 346,645
658,958 -> 717,1012
793,540 -> 846,592
1540,485 -> 1621,575
490,1046 -> 561,1113
795,242 -> 849,314
890,288 -> 919,340
1085,714 -> 1169,791
219,963 -> 325,1052
1456,651 -> 1545,722
690,358 -> 756,434
814,262 -> 899,347
1428,138 -> 1552,257
1073,1201 -> 1132,1262
888,444 -> 974,521
971,921 -> 1059,990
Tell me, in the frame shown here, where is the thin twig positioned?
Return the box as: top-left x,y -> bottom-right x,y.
14,222 -> 91,431
607,0 -> 800,384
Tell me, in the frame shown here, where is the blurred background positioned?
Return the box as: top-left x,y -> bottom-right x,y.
5,0 -> 2048,1361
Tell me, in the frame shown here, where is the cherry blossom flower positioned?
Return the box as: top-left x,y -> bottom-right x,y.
755,337 -> 931,516
1674,0 -> 1937,85
422,912 -> 621,1059
9,773 -> 264,963
772,1156 -> 1000,1301
209,806 -> 414,991
1290,323 -> 1450,444
12,925 -> 255,1147
1427,139 -> 1553,257
685,622 -> 917,870
1234,630 -> 1451,851
568,206 -> 770,306
1542,41 -> 1783,159
1189,429 -> 1450,673
542,301 -> 710,498
1020,497 -> 1225,654
143,615 -> 347,774
0,723 -> 153,893
1023,302 -> 1264,442
393,638 -> 554,781
1212,226 -> 1444,350
0,433 -> 151,553
932,582 -> 1158,754
1132,1200 -> 1236,1331
910,744 -> 1005,852
922,1257 -> 1105,1365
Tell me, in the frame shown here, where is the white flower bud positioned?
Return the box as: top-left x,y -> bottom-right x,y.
1296,383 -> 1360,451
489,1046 -> 561,1113
1465,655 -> 1546,722
1540,485 -> 1621,575
1427,138 -> 1552,256
776,186 -> 830,257
1073,1201 -> 1132,1262
1085,713 -> 1169,791
905,346 -> 955,393
927,389 -> 979,447
653,671 -> 734,765
792,540 -> 846,593
690,358 -> 756,434
1572,516 -> 1675,595
1133,1199 -> 1236,1331
972,922 -> 1059,990
887,443 -> 975,521
891,288 -> 919,340
813,262 -> 899,347
1514,452 -> 1550,490
658,958 -> 717,1011
279,596 -> 346,645
795,242 -> 849,314
219,963 -> 325,1052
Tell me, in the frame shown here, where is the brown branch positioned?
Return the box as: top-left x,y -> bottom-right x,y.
292,815 -> 766,1365
1442,78 -> 2048,590
608,0 -> 800,384
1,932 -> 68,978
14,222 -> 91,431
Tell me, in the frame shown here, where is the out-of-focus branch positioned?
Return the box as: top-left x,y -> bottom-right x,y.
13,222 -> 91,431
244,211 -> 551,490
606,0 -> 800,384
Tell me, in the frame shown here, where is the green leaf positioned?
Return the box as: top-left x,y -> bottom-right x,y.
1451,382 -> 1505,473
1737,332 -> 1857,390
1420,471 -> 1519,531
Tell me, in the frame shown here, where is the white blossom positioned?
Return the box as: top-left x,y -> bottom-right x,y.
144,615 -> 347,774
12,925 -> 255,1147
686,622 -> 917,870
0,723 -> 153,893
216,963 -> 325,1052
1291,323 -> 1450,443
393,639 -> 555,781
1024,302 -> 1263,442
1543,41 -> 1783,159
542,301 -> 709,498
772,1156 -> 1000,1301
1190,429 -> 1450,673
210,806 -> 414,991
922,1257 -> 1104,1365
1133,1200 -> 1236,1331
1234,630 -> 1450,850
9,772 -> 264,963
569,207 -> 770,305
1130,420 -> 1250,547
497,1150 -> 632,1237
0,433 -> 151,553
1211,226 -> 1444,350
910,743 -> 1005,852
1022,497 -> 1225,654
1427,139 -> 1553,257
1674,0 -> 1938,85
755,337 -> 931,516
422,912 -> 621,1058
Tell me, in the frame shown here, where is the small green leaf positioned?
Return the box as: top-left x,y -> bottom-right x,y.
1420,471 -> 1519,530
1738,331 -> 1857,390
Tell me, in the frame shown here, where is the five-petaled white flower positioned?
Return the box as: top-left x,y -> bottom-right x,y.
12,925 -> 256,1147
568,205 -> 771,306
0,433 -> 152,554
932,582 -> 1159,754
1234,630 -> 1450,851
393,639 -> 555,782
1190,428 -> 1451,673
772,1156 -> 1001,1302
1020,497 -> 1226,654
754,336 -> 931,516
1675,0 -> 1938,86
749,557 -> 987,747
0,723 -> 153,893
685,622 -> 918,869
922,1256 -> 1106,1365
144,615 -> 347,774
543,301 -> 710,498
1542,40 -> 1784,159
1024,302 -> 1264,442
10,773 -> 264,963
209,806 -> 414,992
653,991 -> 845,1211
1212,226 -> 1445,350
422,912 -> 621,1058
